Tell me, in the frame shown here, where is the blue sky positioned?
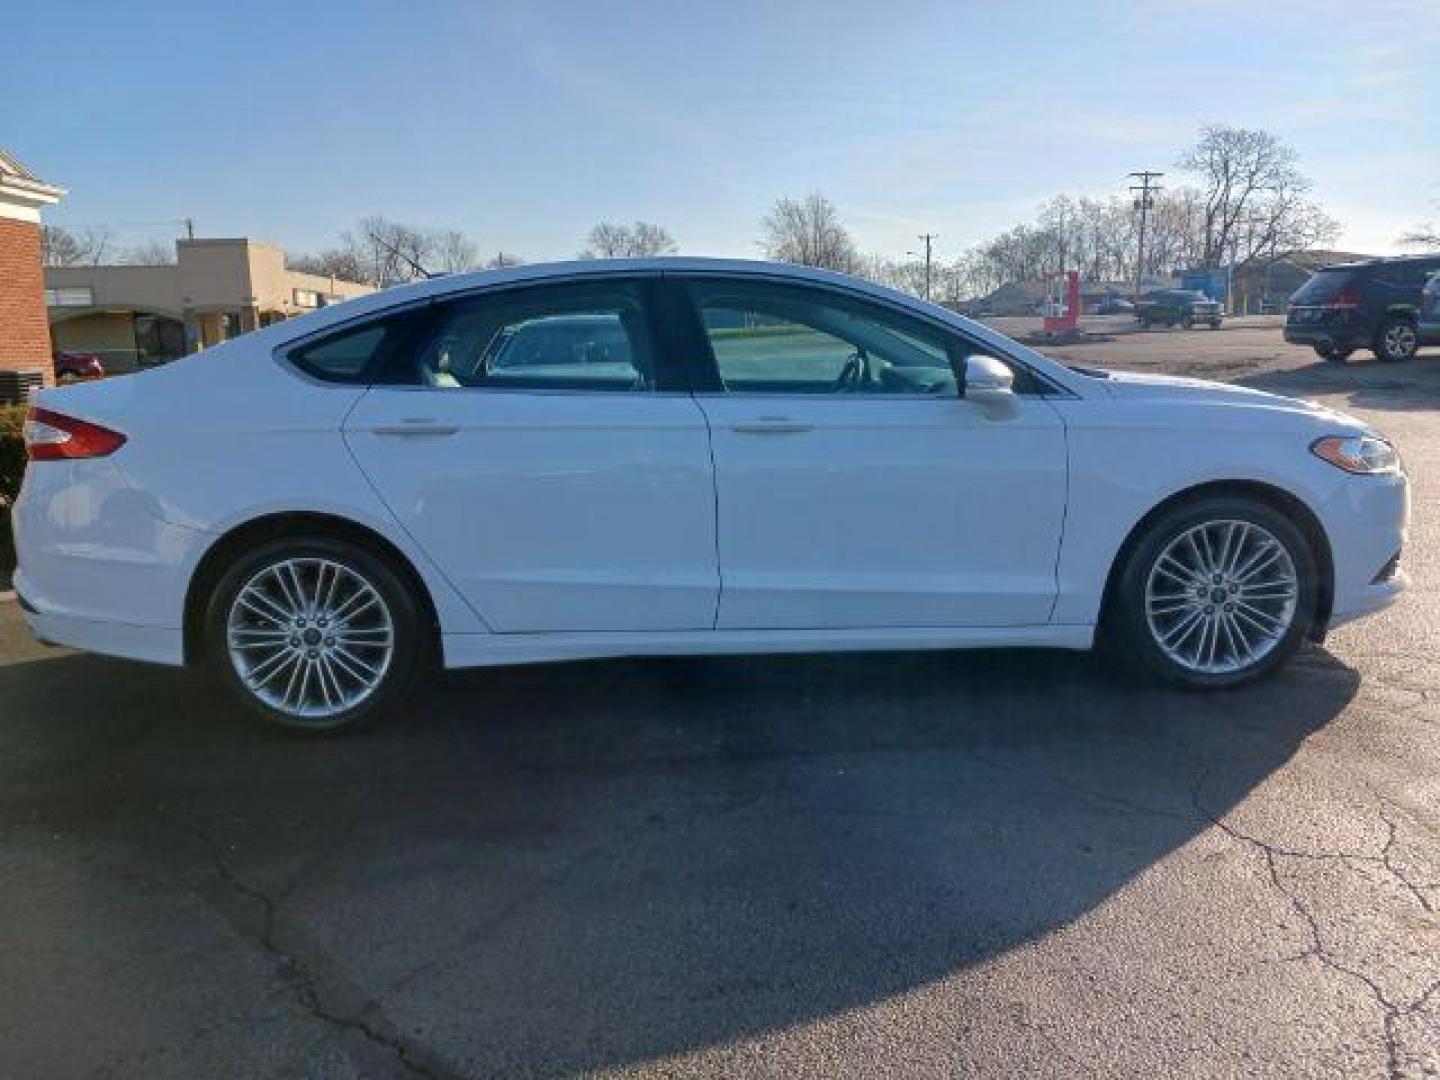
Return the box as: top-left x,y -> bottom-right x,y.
4,0 -> 1436,262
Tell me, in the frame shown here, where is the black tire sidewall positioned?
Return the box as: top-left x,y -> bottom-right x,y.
1110,497 -> 1318,689
204,535 -> 422,732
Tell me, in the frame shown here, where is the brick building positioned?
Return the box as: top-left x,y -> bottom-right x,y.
0,150 -> 64,395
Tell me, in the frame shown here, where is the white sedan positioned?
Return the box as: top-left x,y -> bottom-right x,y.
12,259 -> 1408,731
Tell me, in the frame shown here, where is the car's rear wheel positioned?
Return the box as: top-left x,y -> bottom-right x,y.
205,536 -> 423,732
1375,316 -> 1418,363
1109,496 -> 1316,688
1314,343 -> 1353,362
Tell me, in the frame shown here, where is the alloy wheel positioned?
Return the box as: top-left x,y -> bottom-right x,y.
226,558 -> 395,721
1143,520 -> 1299,676
1382,322 -> 1417,361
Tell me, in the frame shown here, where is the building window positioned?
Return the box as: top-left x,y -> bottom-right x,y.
44,287 -> 94,307
293,288 -> 321,308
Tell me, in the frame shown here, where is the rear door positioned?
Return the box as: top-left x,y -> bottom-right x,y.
342,277 -> 719,633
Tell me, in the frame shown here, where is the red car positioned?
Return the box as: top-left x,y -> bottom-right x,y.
53,351 -> 104,382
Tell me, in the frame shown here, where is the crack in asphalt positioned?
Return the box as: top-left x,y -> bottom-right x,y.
182,820 -> 452,1080
1192,772 -> 1440,1079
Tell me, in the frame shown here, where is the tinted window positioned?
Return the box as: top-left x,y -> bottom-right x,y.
288,322 -> 391,382
416,282 -> 653,391
1291,269 -> 1357,304
688,279 -> 959,396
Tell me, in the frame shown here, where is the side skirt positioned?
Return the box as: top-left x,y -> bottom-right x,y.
441,623 -> 1095,670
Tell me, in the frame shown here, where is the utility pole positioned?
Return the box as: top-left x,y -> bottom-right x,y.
1128,171 -> 1163,301
917,233 -> 936,301
182,216 -> 195,240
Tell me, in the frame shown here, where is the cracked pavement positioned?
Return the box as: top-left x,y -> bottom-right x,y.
0,324 -> 1437,1077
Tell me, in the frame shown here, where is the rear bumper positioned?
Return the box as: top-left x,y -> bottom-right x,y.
14,580 -> 184,665
12,457 -> 209,665
1283,324 -> 1370,351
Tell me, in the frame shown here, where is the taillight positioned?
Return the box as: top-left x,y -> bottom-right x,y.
23,407 -> 127,461
1330,290 -> 1363,311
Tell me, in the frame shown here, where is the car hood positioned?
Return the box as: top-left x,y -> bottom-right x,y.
1094,369 -> 1370,430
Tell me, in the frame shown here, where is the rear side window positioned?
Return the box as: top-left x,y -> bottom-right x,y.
414,281 -> 654,392
287,319 -> 401,383
1291,269 -> 1356,304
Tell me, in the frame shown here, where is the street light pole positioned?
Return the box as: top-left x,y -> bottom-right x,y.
1128,171 -> 1163,301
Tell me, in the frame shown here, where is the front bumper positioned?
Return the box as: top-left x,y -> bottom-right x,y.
1320,471 -> 1410,632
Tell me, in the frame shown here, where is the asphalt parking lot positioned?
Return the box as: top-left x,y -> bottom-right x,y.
2,322 -> 1438,1078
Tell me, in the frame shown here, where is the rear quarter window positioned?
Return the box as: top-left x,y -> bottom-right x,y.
1291,269 -> 1357,304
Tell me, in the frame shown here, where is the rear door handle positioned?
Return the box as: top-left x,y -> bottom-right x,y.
370,419 -> 460,437
731,417 -> 814,435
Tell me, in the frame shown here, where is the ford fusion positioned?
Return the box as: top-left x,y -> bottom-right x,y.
12,259 -> 1408,731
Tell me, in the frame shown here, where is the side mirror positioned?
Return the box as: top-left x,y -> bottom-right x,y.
963,355 -> 1018,420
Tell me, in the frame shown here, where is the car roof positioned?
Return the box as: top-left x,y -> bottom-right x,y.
1320,253 -> 1440,271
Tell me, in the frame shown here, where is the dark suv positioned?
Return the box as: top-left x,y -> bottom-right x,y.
1284,254 -> 1440,362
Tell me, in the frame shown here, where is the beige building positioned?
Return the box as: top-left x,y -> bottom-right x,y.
46,238 -> 373,372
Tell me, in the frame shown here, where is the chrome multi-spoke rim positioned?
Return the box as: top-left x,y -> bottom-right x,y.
1144,520 -> 1299,676
227,558 -> 394,721
1384,323 -> 1417,358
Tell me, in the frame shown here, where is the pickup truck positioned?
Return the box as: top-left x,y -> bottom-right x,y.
1136,289 -> 1223,329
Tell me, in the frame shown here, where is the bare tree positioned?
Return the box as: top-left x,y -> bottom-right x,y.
579,220 -> 678,258
118,239 -> 176,265
431,228 -> 480,274
41,225 -> 114,266
1398,199 -> 1440,249
1178,125 -> 1336,268
760,194 -> 857,272
485,251 -> 525,268
287,247 -> 369,282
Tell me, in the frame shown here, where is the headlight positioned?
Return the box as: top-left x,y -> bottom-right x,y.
1310,434 -> 1401,475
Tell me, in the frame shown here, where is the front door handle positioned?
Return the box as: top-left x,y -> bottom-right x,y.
731,417 -> 814,435
370,419 -> 460,437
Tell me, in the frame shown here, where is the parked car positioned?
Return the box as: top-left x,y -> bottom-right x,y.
1283,254 -> 1440,363
1419,269 -> 1440,344
1136,289 -> 1223,329
13,259 -> 1408,732
52,351 -> 104,382
1095,298 -> 1135,315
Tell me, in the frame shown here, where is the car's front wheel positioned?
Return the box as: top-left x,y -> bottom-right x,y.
1109,496 -> 1316,688
1375,316 -> 1418,363
205,536 -> 423,732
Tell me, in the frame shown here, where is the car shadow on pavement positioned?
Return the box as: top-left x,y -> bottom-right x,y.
1237,357 -> 1440,413
0,643 -> 1359,1077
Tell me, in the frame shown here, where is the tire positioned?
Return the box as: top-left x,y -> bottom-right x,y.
1209,319 -> 1221,329
1375,315 -> 1418,363
1180,313 -> 1195,329
1107,496 -> 1317,689
204,535 -> 424,732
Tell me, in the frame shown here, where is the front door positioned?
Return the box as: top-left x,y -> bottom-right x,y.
343,278 -> 719,633
674,275 -> 1068,630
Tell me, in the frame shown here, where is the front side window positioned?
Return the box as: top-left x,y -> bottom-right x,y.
417,282 -> 653,391
687,279 -> 960,396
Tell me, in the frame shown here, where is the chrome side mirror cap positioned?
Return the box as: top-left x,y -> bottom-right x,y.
964,355 -> 1018,420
